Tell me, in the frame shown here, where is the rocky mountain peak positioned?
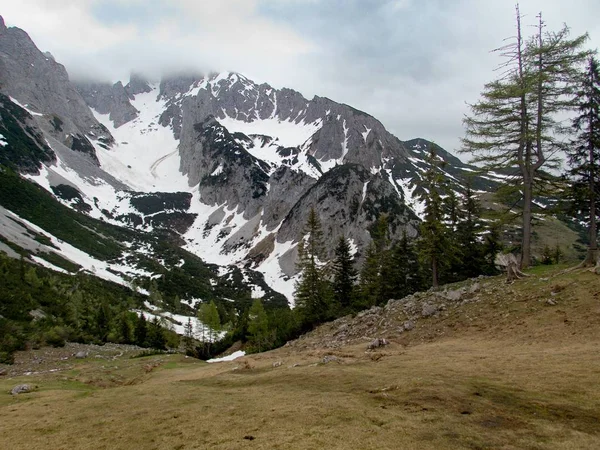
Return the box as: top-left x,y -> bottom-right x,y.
0,20 -> 113,162
125,73 -> 152,96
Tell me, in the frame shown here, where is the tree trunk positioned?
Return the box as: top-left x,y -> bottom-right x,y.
586,90 -> 598,267
432,255 -> 439,288
521,173 -> 533,268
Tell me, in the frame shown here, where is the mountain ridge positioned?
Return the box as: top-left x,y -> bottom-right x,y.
0,16 -> 503,302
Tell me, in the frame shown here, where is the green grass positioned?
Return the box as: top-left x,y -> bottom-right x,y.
0,267 -> 599,449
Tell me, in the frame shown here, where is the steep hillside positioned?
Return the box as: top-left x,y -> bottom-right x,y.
1,267 -> 598,449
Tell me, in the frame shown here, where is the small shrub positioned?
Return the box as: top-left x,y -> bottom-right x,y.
44,326 -> 68,347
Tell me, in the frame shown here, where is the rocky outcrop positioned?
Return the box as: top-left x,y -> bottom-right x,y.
0,93 -> 56,173
181,117 -> 271,218
75,81 -> 139,128
125,73 -> 152,96
0,16 -> 113,161
277,164 -> 419,258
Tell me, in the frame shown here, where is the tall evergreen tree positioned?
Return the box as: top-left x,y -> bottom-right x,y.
455,183 -> 487,279
358,242 -> 383,308
462,5 -> 590,268
247,299 -> 270,352
358,215 -> 391,306
294,207 -> 332,328
134,313 -> 148,347
148,316 -> 167,350
331,236 -> 357,311
182,318 -> 195,355
418,146 -> 452,287
381,230 -> 423,300
198,300 -> 221,345
118,312 -> 133,344
568,55 -> 600,266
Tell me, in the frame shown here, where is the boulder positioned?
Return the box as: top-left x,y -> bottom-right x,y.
421,303 -> 438,317
403,321 -> 415,331
367,338 -> 389,350
322,355 -> 339,364
11,384 -> 35,395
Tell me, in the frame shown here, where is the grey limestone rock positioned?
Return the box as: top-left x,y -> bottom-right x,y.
0,17 -> 113,160
322,355 -> 339,364
11,384 -> 35,395
75,80 -> 139,128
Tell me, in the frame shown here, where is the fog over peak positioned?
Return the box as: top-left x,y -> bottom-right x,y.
3,0 -> 599,157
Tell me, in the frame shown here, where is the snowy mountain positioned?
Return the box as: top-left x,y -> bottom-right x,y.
0,16 -> 502,303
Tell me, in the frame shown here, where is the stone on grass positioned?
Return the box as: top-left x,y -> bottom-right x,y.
367,338 -> 389,350
11,384 -> 35,395
322,355 -> 339,364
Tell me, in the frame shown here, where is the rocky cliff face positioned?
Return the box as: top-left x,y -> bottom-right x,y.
0,17 -> 113,162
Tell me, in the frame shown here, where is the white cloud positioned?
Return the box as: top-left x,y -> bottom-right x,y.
2,0 -> 599,159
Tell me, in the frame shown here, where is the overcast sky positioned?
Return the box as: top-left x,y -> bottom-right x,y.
3,0 -> 600,159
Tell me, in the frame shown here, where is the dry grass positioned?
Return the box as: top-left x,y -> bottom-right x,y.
1,267 -> 599,449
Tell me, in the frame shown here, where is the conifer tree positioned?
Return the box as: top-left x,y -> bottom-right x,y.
358,242 -> 382,308
198,300 -> 221,345
358,215 -> 391,306
247,299 -> 270,352
96,300 -> 111,342
294,207 -> 332,328
381,230 -> 423,300
148,316 -> 167,350
568,55 -> 600,266
134,313 -> 148,347
462,6 -> 590,268
455,183 -> 487,279
332,235 -> 357,311
418,146 -> 452,287
118,312 -> 132,344
482,223 -> 503,275
182,318 -> 195,355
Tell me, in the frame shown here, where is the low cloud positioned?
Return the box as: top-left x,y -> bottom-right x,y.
3,0 -> 599,157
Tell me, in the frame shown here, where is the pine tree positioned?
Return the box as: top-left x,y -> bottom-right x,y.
482,223 -> 503,275
182,318 -> 195,355
358,242 -> 382,308
118,312 -> 132,344
134,313 -> 148,347
417,146 -> 452,287
96,300 -> 111,342
455,183 -> 486,279
568,55 -> 600,266
294,207 -> 332,328
247,299 -> 270,352
462,6 -> 590,268
148,316 -> 166,350
358,215 -> 391,306
198,301 -> 221,345
381,230 -> 423,300
332,236 -> 357,312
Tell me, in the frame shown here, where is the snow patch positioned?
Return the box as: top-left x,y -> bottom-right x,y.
362,125 -> 371,143
207,350 -> 246,363
219,116 -> 322,149
9,96 -> 43,116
